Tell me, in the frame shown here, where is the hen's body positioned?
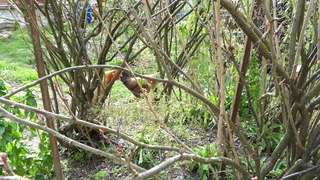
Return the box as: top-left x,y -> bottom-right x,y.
92,69 -> 121,103
120,71 -> 158,97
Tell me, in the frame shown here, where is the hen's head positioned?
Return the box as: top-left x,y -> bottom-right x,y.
120,71 -> 130,80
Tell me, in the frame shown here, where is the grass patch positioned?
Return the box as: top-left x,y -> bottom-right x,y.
90,86 -> 205,148
0,28 -> 37,84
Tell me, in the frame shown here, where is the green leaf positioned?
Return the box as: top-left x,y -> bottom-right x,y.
138,149 -> 144,164
0,126 -> 5,136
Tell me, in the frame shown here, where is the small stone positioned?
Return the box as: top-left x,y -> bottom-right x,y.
0,31 -> 12,38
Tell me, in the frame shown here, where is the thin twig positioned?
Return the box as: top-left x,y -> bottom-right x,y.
2,65 -> 217,114
0,106 -> 147,174
0,98 -> 182,153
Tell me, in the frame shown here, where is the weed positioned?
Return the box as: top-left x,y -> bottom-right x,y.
94,170 -> 107,180
111,166 -> 122,174
132,143 -> 158,169
189,143 -> 217,180
0,79 -> 53,178
72,150 -> 86,163
181,104 -> 215,129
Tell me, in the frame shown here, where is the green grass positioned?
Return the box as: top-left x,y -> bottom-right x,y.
0,28 -> 38,84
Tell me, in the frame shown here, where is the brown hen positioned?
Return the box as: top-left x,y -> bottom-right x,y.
120,71 -> 158,97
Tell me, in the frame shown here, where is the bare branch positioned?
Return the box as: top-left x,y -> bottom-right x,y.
0,98 -> 182,153
3,65 -> 219,115
131,153 -> 250,180
0,106 -> 147,175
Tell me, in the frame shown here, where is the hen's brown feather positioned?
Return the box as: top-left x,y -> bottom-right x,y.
120,72 -> 157,97
92,69 -> 120,103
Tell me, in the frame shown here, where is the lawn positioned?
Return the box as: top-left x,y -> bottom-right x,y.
0,28 -> 38,84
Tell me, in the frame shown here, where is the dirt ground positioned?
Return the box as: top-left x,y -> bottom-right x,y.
61,154 -> 199,180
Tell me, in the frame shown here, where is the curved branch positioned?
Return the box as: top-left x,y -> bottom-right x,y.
282,164 -> 320,180
0,106 -> 146,174
308,96 -> 320,110
300,80 -> 320,106
302,68 -> 320,91
0,98 -> 181,153
3,65 -> 219,116
131,153 -> 250,180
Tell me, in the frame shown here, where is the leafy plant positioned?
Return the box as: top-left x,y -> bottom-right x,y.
181,104 -> 214,128
23,89 -> 37,120
0,79 -> 53,178
189,144 -> 217,180
72,150 -> 86,163
94,170 -> 107,180
12,20 -> 21,31
0,79 -> 8,96
268,158 -> 286,178
131,136 -> 158,169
